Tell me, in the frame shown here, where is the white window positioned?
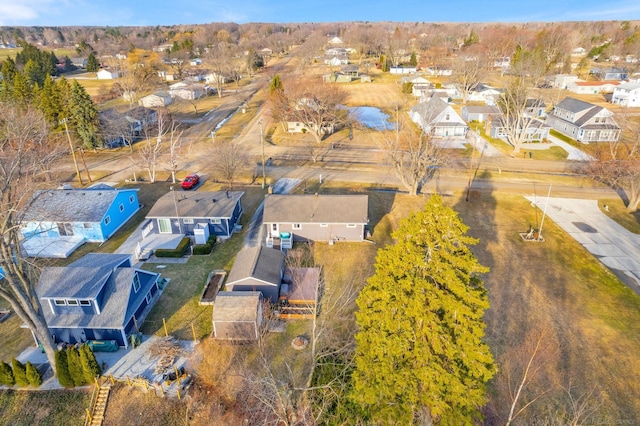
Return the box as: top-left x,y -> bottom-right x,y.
320,224 -> 328,228
129,195 -> 135,203
79,300 -> 91,306
145,292 -> 152,304
210,218 -> 221,224
347,224 -> 357,228
292,224 -> 302,230
158,218 -> 171,233
104,216 -> 111,225
66,299 -> 79,306
183,218 -> 194,224
119,203 -> 125,212
54,299 -> 66,306
133,274 -> 141,292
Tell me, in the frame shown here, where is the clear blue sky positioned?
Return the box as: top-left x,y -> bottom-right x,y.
1,0 -> 639,27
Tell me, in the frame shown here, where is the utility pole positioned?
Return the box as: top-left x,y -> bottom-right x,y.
61,118 -> 83,185
259,118 -> 266,189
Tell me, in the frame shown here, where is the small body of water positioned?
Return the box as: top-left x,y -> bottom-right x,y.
348,106 -> 396,130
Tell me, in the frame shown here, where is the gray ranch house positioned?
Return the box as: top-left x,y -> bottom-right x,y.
36,253 -> 161,348
263,194 -> 369,248
145,190 -> 244,240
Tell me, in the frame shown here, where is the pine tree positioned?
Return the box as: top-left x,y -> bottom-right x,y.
11,72 -> 32,105
66,346 -> 86,386
55,350 -> 74,388
0,360 -> 15,386
36,75 -> 62,127
25,361 -> 42,387
410,52 -> 417,67
87,52 -> 100,73
351,195 -> 496,424
269,73 -> 283,95
80,344 -> 101,384
11,358 -> 28,387
69,80 -> 99,149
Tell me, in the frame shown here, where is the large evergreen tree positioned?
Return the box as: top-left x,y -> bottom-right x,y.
25,361 -> 42,387
69,80 -> 99,149
0,360 -> 15,386
86,52 -> 100,73
351,195 -> 495,424
66,346 -> 85,386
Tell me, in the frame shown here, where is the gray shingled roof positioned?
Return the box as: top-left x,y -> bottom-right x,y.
263,194 -> 368,224
212,291 -> 261,322
37,253 -> 159,330
227,246 -> 285,287
38,253 -> 131,299
463,105 -> 502,114
555,97 -> 597,114
146,190 -> 244,219
22,189 -> 135,222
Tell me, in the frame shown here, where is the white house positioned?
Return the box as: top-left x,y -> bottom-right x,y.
409,97 -> 467,138
96,69 -> 120,80
546,97 -> 620,143
400,75 -> 432,97
426,66 -> 453,76
567,80 -> 620,95
168,82 -> 205,100
328,37 -> 343,45
611,81 -> 640,107
139,92 -> 172,108
572,47 -> 587,56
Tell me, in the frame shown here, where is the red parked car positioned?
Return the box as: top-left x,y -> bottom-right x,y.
181,174 -> 200,190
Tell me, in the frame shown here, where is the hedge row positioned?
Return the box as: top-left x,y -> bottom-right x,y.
55,344 -> 101,388
0,358 -> 41,387
155,237 -> 191,258
192,236 -> 216,255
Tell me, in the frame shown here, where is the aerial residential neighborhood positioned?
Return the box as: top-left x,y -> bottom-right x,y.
1,15 -> 640,426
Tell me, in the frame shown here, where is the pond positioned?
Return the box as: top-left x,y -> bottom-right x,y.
347,106 -> 396,130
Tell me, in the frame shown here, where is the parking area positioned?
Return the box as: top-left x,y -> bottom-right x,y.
527,196 -> 640,292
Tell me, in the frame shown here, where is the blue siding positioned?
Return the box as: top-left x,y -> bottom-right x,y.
52,327 -> 126,346
100,190 -> 140,240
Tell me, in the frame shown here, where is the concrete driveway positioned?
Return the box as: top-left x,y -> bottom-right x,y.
526,196 -> 640,291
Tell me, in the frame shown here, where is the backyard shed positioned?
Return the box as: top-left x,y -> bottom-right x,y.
212,292 -> 262,341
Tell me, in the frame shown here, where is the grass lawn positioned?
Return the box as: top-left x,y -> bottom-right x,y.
470,122 -> 569,160
0,389 -> 91,426
139,185 -> 266,340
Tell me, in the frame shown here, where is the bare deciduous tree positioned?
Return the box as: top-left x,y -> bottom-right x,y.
0,104 -> 66,374
588,114 -> 640,211
450,56 -> 485,103
210,141 -> 250,188
381,107 -> 445,196
497,77 -> 546,155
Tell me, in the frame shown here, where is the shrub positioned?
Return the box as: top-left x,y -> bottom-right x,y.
55,350 -> 74,388
80,344 -> 101,384
401,82 -> 413,94
192,236 -> 215,255
26,361 -> 42,387
11,358 -> 28,387
0,360 -> 15,386
66,346 -> 86,386
155,237 -> 191,258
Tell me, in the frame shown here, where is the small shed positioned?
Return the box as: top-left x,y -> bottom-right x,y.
212,291 -> 262,341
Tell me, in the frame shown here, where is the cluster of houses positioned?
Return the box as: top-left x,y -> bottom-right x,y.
17,183 -> 370,346
400,68 -> 631,145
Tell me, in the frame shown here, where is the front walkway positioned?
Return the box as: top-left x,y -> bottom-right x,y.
527,196 -> 640,291
546,134 -> 595,161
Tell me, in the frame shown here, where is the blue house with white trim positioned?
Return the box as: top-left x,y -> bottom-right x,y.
145,190 -> 244,240
20,186 -> 140,258
35,253 -> 161,348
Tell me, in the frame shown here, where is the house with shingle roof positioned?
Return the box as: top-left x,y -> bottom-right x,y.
35,253 -> 161,348
263,194 -> 369,245
567,80 -> 620,95
409,97 -> 467,137
146,190 -> 244,240
461,105 -> 502,123
225,246 -> 285,302
546,97 -> 620,143
20,187 -> 140,258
